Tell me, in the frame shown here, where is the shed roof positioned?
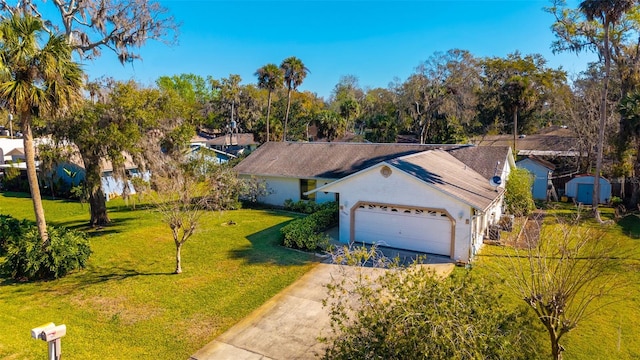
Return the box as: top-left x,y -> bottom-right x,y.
517,155 -> 556,171
233,142 -> 467,179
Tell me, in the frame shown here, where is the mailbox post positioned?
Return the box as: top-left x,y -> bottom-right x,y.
30,322 -> 66,360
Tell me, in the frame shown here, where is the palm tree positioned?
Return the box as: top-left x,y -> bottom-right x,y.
280,57 -> 308,141
579,0 -> 634,222
0,13 -> 83,242
255,63 -> 283,142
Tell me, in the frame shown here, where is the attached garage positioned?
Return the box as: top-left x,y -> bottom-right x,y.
352,202 -> 453,256
309,150 -> 510,263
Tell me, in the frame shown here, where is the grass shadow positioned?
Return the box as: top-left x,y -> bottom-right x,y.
0,266 -> 175,291
617,213 -> 640,238
49,216 -> 137,238
228,220 -> 316,265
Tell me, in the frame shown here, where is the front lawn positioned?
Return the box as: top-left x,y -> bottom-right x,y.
0,192 -> 315,359
473,206 -> 640,360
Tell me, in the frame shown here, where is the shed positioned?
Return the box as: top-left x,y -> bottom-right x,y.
516,156 -> 555,200
565,175 -> 611,205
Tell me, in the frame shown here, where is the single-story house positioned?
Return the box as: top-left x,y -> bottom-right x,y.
234,142 -> 515,262
471,125 -> 586,157
207,133 -> 258,157
0,138 -> 24,163
565,175 -> 612,205
56,152 -> 149,201
516,156 -> 556,200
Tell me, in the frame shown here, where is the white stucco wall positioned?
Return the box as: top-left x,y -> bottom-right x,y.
323,165 -> 477,262
247,175 -> 337,206
315,180 -> 336,204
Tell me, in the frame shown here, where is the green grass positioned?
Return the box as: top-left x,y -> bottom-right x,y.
0,192 -> 316,359
473,206 -> 640,360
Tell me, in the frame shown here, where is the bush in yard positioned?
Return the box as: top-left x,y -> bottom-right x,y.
1,225 -> 92,280
505,167 -> 536,217
0,214 -> 31,255
322,267 -> 543,360
281,202 -> 338,251
283,199 -> 320,214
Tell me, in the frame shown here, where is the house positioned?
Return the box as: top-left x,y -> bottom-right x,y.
56,151 -> 149,201
206,133 -> 258,157
565,175 -> 612,205
517,156 -> 556,200
0,138 -> 24,163
471,126 -> 585,157
234,142 -> 515,263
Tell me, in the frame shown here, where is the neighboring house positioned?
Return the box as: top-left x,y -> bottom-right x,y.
565,175 -> 612,205
206,133 -> 258,156
471,125 -> 584,157
0,138 -> 24,163
5,147 -> 25,162
517,156 -> 556,200
187,143 -> 237,165
234,142 -> 515,263
56,152 -> 149,201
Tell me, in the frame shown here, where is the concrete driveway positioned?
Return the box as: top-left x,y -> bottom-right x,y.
189,258 -> 455,360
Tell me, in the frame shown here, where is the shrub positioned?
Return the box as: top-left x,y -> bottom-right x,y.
281,203 -> 338,251
1,225 -> 92,280
505,168 -> 536,217
0,164 -> 29,192
283,199 -> 321,214
322,267 -> 543,359
0,214 -> 31,256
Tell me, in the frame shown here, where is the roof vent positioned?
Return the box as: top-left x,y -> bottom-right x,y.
380,166 -> 392,178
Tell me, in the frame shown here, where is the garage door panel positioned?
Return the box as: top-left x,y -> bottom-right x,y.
354,204 -> 452,256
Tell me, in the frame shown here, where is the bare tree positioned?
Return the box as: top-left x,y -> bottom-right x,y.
153,164 -> 211,274
504,216 -> 623,360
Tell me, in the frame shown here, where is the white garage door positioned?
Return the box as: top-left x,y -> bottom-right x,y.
354,203 -> 452,256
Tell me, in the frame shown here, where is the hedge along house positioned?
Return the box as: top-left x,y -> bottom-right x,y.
234,142 -> 514,262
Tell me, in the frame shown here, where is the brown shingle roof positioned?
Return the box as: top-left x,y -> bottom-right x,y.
207,133 -> 256,146
471,132 -> 578,153
6,147 -> 24,156
234,142 -> 469,179
389,150 -> 503,210
448,146 -> 510,180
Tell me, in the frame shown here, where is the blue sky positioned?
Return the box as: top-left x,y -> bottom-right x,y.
82,0 -> 596,99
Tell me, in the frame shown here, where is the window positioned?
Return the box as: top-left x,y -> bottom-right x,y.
300,179 -> 317,201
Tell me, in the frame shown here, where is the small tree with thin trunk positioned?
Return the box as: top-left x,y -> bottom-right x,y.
153,164 -> 211,274
504,216 -> 623,360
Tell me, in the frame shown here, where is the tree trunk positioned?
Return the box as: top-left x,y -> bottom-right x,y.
551,337 -> 563,360
283,88 -> 292,142
513,105 -> 518,154
83,154 -> 110,226
175,242 -> 182,274
88,187 -> 110,226
266,90 -> 272,142
593,19 -> 611,222
21,113 -> 48,243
